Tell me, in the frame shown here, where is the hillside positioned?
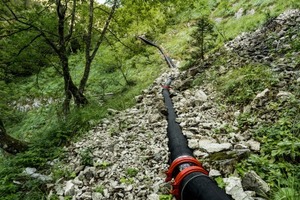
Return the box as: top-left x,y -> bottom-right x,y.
0,1 -> 300,200
46,9 -> 300,200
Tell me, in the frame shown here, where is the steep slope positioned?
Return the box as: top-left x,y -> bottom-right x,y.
48,9 -> 300,200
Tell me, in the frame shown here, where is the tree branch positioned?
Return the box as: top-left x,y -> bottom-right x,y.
16,34 -> 42,56
90,0 -> 118,61
2,0 -> 59,39
0,26 -> 33,39
65,0 -> 76,43
86,0 -> 94,59
106,28 -> 136,52
41,32 -> 60,55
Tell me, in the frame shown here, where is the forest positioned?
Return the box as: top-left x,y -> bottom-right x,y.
0,0 -> 300,199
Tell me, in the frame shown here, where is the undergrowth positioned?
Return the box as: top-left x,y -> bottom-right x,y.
216,65 -> 278,105
236,97 -> 300,199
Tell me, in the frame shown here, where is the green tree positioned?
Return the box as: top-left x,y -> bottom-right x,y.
190,16 -> 217,63
80,0 -> 118,93
0,0 -> 118,154
0,0 -> 118,114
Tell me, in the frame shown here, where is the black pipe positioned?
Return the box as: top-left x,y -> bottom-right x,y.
139,36 -> 231,200
137,36 -> 176,68
163,78 -> 193,162
162,81 -> 231,200
181,172 -> 232,200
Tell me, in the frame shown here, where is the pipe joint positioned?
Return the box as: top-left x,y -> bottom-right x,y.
172,166 -> 209,200
165,156 -> 208,182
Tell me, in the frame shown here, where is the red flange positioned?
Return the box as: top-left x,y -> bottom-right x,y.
171,166 -> 209,200
161,84 -> 172,90
165,156 -> 208,182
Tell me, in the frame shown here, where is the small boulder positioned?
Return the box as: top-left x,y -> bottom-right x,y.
242,171 -> 270,197
276,91 -> 293,99
246,140 -> 260,151
195,90 -> 208,102
148,193 -> 159,200
224,177 -> 254,200
188,139 -> 199,149
254,89 -> 270,99
24,167 -> 37,175
64,180 -> 75,196
199,139 -> 232,153
209,169 -> 222,177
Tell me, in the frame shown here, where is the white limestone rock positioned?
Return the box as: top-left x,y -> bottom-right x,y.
199,139 -> 232,153
224,177 -> 254,200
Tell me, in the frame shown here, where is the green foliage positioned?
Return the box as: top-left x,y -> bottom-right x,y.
272,176 -> 299,200
118,168 -> 139,185
217,65 -> 278,105
117,0 -> 168,37
0,1 -> 56,79
1,0 -> 299,199
290,36 -> 300,52
94,185 -> 105,194
80,148 -> 93,166
51,164 -> 76,181
237,112 -> 258,131
64,196 -> 72,200
159,194 -> 173,200
189,16 -> 217,65
0,148 -> 52,200
126,167 -> 138,177
254,102 -> 300,165
120,177 -> 134,185
94,161 -> 111,169
215,177 -> 226,189
237,97 -> 300,197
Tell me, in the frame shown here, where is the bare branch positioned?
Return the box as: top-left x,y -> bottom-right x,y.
2,0 -> 19,20
86,0 -> 94,59
45,57 -> 63,76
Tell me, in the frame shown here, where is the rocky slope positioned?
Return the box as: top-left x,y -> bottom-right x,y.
47,9 -> 300,200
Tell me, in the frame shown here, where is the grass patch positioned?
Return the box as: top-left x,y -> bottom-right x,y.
216,65 -> 278,105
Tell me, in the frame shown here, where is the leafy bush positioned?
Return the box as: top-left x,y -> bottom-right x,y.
237,97 -> 300,196
273,176 -> 299,200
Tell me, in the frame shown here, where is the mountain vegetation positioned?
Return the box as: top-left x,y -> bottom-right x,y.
0,0 -> 299,199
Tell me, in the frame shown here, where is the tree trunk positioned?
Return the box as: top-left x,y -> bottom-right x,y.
0,119 -> 28,154
79,0 -> 94,94
56,0 -> 88,114
79,0 -> 118,93
60,54 -> 88,115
